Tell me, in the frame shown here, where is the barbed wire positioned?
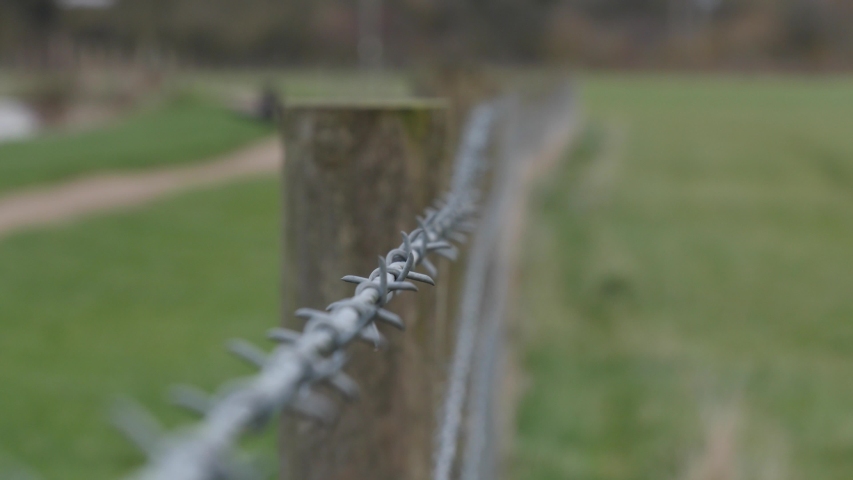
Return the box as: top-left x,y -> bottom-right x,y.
432,95 -> 522,480
115,103 -> 498,480
434,84 -> 576,480
432,104 -> 507,480
459,97 -> 521,480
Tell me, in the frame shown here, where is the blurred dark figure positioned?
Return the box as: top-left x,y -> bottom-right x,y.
257,84 -> 279,122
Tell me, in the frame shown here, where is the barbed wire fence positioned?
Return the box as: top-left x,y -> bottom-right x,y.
110,83 -> 576,480
434,84 -> 578,480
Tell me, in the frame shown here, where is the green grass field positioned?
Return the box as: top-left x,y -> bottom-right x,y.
0,98 -> 272,194
3,74 -> 853,479
515,76 -> 853,480
0,179 -> 281,479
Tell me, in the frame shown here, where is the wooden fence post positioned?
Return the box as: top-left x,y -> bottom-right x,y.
279,99 -> 452,480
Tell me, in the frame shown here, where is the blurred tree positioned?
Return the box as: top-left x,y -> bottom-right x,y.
1,0 -> 851,70
6,0 -> 60,67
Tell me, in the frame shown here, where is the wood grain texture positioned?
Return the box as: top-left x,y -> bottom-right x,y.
280,102 -> 455,480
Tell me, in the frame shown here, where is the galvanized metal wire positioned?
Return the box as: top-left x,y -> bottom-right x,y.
432,102 -> 510,480
432,95 -> 523,480
459,97 -> 522,480
434,84 -> 577,480
117,103 -> 498,480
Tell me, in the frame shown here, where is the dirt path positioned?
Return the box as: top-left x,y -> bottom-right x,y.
0,137 -> 282,239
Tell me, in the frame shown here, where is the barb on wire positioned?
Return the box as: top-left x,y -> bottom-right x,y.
116,103 -> 497,480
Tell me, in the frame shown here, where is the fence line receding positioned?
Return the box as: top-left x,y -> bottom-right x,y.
116,104 -> 497,480
113,83 -> 577,480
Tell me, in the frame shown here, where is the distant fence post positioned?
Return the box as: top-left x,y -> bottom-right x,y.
280,99 -> 451,480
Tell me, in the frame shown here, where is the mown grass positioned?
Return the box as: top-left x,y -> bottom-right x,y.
515,76 -> 853,480
0,98 -> 273,194
0,178 -> 281,479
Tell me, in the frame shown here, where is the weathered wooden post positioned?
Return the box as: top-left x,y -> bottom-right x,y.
279,99 -> 452,480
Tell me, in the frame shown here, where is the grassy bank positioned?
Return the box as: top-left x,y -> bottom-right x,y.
515,76 -> 853,479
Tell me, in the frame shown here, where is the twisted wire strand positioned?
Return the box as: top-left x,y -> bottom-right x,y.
122,103 -> 497,480
436,85 -> 576,480
432,99 -> 512,480
459,96 -> 526,480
